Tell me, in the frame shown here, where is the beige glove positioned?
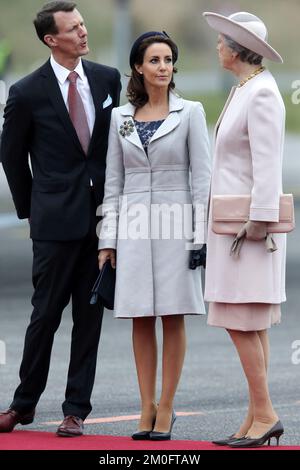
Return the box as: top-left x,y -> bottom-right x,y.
237,220 -> 267,241
231,221 -> 277,258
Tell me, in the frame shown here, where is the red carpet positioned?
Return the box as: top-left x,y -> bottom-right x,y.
0,431 -> 299,450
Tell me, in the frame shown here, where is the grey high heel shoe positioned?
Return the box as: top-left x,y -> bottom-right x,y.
229,420 -> 284,448
212,434 -> 245,446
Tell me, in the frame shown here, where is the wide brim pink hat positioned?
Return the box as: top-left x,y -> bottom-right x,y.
203,11 -> 283,63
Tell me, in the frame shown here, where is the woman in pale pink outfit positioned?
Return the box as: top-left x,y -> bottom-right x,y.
203,12 -> 286,447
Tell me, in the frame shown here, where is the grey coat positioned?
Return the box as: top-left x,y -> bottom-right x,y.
99,92 -> 211,317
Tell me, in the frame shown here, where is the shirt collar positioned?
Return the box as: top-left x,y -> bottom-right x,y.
50,55 -> 85,84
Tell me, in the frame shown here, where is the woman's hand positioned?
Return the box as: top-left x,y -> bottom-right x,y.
237,220 -> 267,241
189,245 -> 207,269
98,249 -> 116,270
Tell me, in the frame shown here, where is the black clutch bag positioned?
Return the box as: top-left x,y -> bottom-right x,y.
90,261 -> 116,310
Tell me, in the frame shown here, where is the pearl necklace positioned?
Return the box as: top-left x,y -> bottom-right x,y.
237,66 -> 266,88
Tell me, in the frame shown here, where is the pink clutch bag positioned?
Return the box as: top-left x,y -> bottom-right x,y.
212,194 -> 295,235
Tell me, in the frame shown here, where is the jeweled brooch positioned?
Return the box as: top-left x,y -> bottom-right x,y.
119,120 -> 134,137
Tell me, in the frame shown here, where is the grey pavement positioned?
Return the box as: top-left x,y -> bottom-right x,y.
0,195 -> 299,446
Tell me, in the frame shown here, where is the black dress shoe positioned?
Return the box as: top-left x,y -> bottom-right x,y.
212,434 -> 244,446
149,410 -> 177,441
229,421 -> 284,448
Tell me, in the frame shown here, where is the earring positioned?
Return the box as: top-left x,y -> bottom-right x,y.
140,72 -> 143,75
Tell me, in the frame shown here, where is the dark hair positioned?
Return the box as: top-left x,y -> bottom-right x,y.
223,34 -> 263,65
34,1 -> 77,45
127,36 -> 178,108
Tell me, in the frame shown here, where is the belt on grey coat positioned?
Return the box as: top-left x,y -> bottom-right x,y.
123,166 -> 190,194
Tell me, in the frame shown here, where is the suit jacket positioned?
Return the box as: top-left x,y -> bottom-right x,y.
0,58 -> 121,240
205,69 -> 287,304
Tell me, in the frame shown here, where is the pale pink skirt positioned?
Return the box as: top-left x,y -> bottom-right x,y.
207,302 -> 281,331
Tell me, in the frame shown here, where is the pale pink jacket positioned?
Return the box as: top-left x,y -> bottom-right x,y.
205,70 -> 286,304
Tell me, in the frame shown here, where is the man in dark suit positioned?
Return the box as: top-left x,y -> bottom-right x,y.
0,1 -> 121,436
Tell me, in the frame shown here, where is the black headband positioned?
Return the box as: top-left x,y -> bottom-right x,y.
129,31 -> 178,68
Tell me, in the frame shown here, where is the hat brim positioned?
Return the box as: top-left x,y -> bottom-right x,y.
203,12 -> 283,63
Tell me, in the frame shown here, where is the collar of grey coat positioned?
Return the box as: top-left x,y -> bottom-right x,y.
120,91 -> 184,153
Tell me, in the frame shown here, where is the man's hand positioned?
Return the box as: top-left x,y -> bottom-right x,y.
98,249 -> 116,270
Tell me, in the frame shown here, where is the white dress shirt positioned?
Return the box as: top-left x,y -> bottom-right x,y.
50,55 -> 95,135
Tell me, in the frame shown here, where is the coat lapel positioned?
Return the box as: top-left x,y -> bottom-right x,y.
149,112 -> 180,143
126,125 -> 145,152
120,103 -> 145,152
40,60 -> 84,155
214,86 -> 237,140
150,93 -> 183,144
83,60 -> 108,154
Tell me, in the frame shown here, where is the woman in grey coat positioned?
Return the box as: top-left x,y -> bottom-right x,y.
98,32 -> 211,440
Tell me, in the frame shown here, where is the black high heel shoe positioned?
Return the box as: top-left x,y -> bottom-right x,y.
229,420 -> 284,448
131,429 -> 152,440
149,410 -> 177,441
131,415 -> 157,440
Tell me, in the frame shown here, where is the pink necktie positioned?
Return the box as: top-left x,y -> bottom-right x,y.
67,71 -> 90,155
